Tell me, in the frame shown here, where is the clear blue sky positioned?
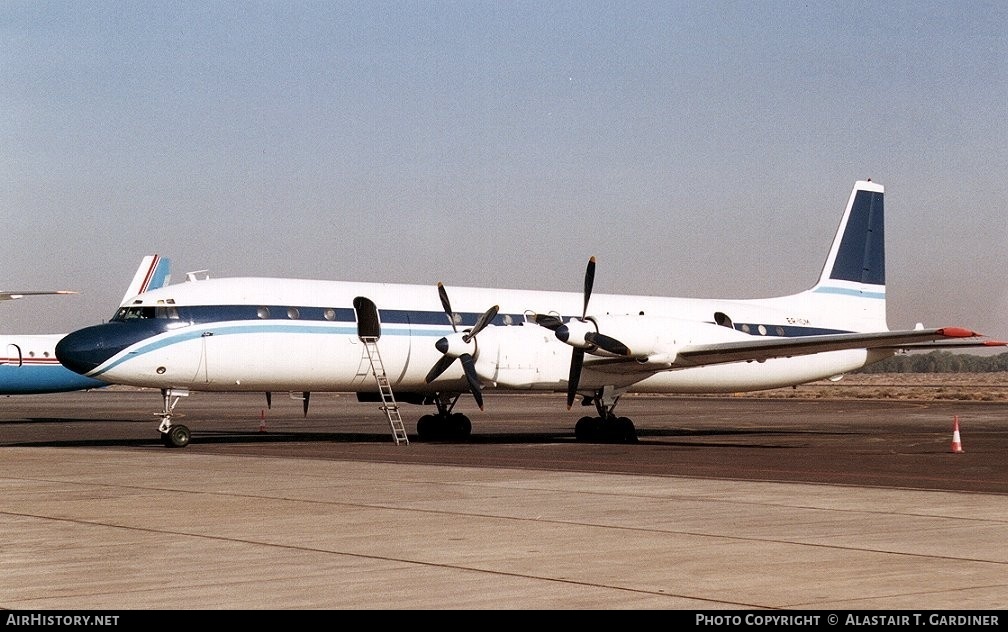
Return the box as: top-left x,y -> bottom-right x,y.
3,1 -> 1006,343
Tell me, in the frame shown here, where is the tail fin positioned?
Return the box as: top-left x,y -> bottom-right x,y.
119,255 -> 172,307
808,180 -> 887,330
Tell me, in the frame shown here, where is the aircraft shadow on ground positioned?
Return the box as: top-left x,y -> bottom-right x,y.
1,423 -> 858,449
0,417 -> 149,426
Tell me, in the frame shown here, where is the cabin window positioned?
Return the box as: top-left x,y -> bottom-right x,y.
324,308 -> 336,321
257,307 -> 270,319
287,307 -> 300,320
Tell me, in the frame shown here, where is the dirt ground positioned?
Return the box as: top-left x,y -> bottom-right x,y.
709,372 -> 1008,402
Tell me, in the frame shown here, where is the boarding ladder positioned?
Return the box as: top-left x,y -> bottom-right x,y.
361,336 -> 409,445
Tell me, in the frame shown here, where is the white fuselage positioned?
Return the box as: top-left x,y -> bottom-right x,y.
63,276 -> 891,396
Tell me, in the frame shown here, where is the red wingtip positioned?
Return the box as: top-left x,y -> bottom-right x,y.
983,340 -> 1008,347
937,327 -> 980,338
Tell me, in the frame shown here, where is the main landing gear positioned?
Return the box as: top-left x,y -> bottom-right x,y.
157,388 -> 191,448
573,390 -> 638,444
415,393 -> 473,441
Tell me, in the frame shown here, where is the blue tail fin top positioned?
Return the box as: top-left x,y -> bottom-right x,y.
829,187 -> 885,286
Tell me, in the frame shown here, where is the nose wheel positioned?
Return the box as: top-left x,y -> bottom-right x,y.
161,424 -> 191,448
156,388 -> 192,448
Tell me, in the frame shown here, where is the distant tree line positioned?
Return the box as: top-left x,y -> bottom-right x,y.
857,351 -> 1008,373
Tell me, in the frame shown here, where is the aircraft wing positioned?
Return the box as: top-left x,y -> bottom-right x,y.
882,339 -> 1008,351
0,290 -> 77,301
587,327 -> 1004,374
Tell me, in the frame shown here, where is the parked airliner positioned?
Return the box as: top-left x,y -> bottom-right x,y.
55,181 -> 1003,447
1,255 -> 171,394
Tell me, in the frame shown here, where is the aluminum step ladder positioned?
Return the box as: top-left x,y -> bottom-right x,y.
361,336 -> 409,445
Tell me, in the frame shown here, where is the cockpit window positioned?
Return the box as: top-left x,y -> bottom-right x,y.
113,306 -> 180,321
115,307 -> 153,320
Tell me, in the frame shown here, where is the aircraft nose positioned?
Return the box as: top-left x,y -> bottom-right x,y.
56,325 -> 124,375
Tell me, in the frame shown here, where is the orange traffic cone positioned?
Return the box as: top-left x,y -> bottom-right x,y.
950,416 -> 963,453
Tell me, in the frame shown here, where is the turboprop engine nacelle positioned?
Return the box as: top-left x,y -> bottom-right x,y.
585,314 -> 677,358
563,314 -> 748,362
470,325 -> 573,389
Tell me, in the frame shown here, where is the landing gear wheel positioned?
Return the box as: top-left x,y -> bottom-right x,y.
449,413 -> 472,438
575,416 -> 598,442
617,416 -> 638,444
165,424 -> 191,448
416,414 -> 435,441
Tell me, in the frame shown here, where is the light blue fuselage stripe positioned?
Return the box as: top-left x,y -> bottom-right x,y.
88,323 -> 443,378
812,286 -> 886,300
87,313 -> 861,379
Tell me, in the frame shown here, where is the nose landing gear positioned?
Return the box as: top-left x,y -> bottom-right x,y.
156,388 -> 192,448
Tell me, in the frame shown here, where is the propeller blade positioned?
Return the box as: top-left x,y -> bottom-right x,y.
464,305 -> 499,343
566,348 -> 584,410
532,313 -> 563,330
585,331 -> 631,356
582,256 -> 596,319
459,353 -> 484,410
437,282 -> 457,332
302,391 -> 310,417
425,354 -> 456,384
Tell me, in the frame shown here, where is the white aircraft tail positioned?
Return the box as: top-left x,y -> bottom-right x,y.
775,180 -> 888,333
119,255 -> 172,307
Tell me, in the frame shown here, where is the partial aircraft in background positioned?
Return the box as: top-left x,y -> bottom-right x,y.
1,255 -> 171,394
55,181 -> 1004,448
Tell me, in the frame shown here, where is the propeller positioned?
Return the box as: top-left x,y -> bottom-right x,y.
531,313 -> 564,331
584,331 -> 631,356
555,257 -> 631,409
562,257 -> 595,409
424,282 -> 499,410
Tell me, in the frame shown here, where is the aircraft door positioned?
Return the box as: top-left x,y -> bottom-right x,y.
352,296 -> 411,386
5,344 -> 22,366
353,296 -> 381,340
